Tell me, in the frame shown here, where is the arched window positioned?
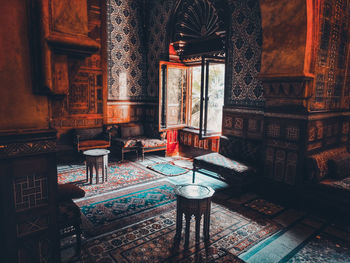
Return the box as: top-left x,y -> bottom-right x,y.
159,0 -> 229,138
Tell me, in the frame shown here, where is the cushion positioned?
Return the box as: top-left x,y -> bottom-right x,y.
138,138 -> 167,148
120,124 -> 144,138
194,152 -> 253,177
112,137 -> 140,148
57,183 -> 85,201
308,147 -> 349,182
318,177 -> 350,193
328,157 -> 350,179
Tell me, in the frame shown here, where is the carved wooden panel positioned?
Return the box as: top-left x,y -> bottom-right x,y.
222,108 -> 264,139
178,130 -> 219,152
107,103 -> 157,124
0,129 -> 59,263
50,0 -> 104,132
51,0 -> 88,35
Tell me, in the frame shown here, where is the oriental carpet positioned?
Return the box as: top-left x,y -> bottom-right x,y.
76,180 -> 176,237
147,162 -> 189,176
57,161 -> 164,197
81,203 -> 281,263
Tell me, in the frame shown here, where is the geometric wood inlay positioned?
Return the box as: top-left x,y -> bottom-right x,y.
13,174 -> 48,211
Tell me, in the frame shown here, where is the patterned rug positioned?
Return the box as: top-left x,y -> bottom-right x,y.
147,162 -> 189,176
243,198 -> 285,217
81,203 -> 281,263
172,157 -> 194,170
76,180 -> 176,236
57,162 -> 164,197
285,233 -> 350,262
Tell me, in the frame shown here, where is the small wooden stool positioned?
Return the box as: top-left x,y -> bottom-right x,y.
174,184 -> 215,246
83,149 -> 110,184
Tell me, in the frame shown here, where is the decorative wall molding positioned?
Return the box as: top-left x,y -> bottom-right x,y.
260,76 -> 313,110
0,129 -> 57,158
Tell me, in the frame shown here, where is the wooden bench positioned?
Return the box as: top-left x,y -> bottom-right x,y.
193,136 -> 260,194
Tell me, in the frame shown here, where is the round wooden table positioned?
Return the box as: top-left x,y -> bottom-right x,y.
83,149 -> 110,184
174,184 -> 215,246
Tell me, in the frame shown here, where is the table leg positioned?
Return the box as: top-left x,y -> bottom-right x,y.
105,155 -> 108,182
86,163 -> 89,183
192,167 -> 196,183
105,163 -> 108,182
96,161 -> 99,184
89,165 -> 93,184
101,158 -> 105,184
184,213 -> 191,247
175,203 -> 183,241
204,202 -> 211,241
195,213 -> 201,244
101,163 -> 104,184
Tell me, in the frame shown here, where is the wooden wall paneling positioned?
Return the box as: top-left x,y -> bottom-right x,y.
306,113 -> 350,154
222,108 -> 264,139
106,102 -> 157,124
263,116 -> 308,186
166,130 -> 179,156
49,0 -> 105,140
0,129 -> 59,263
178,130 -> 220,153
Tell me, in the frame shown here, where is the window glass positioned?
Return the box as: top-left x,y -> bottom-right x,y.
206,63 -> 225,133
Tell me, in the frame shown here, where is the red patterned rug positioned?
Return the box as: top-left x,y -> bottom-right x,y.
81,203 -> 281,263
57,161 -> 164,197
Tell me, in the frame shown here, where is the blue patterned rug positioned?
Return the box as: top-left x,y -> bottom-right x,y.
76,180 -> 176,236
147,162 -> 189,176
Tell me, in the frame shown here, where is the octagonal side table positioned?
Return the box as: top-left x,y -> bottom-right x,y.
174,184 -> 215,246
83,149 -> 110,184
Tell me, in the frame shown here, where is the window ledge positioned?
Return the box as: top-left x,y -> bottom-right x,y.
181,127 -> 221,138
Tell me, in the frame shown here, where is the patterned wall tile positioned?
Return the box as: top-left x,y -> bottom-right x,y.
107,0 -> 146,100
311,0 -> 350,111
226,0 -> 264,109
146,0 -> 176,98
146,0 -> 263,108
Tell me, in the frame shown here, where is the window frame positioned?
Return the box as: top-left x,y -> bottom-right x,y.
158,61 -> 189,132
158,58 -> 225,137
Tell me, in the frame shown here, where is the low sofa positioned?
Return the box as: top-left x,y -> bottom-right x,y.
73,127 -> 111,152
193,136 -> 260,194
304,146 -> 350,213
107,122 -> 167,161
